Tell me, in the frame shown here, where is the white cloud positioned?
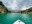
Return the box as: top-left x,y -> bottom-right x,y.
11,0 -> 19,10
0,0 -> 32,11
0,0 -> 23,11
29,0 -> 32,1
16,0 -> 23,4
1,0 -> 12,8
20,5 -> 30,11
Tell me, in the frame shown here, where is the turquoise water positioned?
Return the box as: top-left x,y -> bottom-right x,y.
0,13 -> 32,24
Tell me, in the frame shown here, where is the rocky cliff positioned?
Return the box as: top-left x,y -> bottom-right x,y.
0,1 -> 11,13
21,7 -> 32,14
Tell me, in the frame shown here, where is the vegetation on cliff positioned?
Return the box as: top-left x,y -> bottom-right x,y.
0,1 -> 11,13
21,7 -> 32,14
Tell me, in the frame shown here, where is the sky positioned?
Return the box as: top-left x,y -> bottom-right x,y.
0,0 -> 32,11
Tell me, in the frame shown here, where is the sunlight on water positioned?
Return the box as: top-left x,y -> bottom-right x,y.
21,14 -> 30,20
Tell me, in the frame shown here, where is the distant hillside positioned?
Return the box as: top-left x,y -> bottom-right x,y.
21,7 -> 32,14
0,1 -> 11,13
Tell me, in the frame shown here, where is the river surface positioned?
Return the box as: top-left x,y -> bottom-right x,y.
0,13 -> 32,24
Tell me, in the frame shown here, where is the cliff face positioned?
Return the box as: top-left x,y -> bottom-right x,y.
21,7 -> 32,14
0,1 -> 11,13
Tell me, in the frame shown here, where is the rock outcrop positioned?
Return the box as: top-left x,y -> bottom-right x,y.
21,7 -> 32,14
0,1 -> 11,13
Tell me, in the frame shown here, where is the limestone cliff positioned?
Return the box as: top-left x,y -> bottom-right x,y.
0,1 -> 11,13
21,7 -> 32,14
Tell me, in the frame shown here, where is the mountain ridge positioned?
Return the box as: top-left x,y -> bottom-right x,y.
21,7 -> 32,14
0,1 -> 11,13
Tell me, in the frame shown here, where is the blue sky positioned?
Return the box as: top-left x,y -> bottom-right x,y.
0,0 -> 32,11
